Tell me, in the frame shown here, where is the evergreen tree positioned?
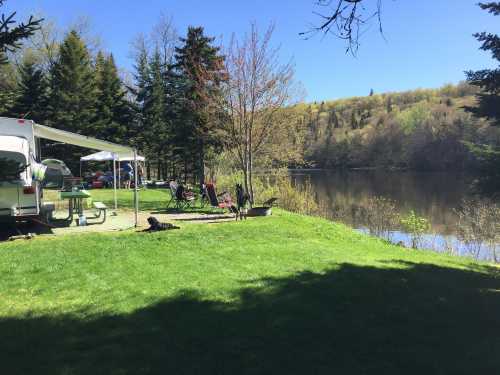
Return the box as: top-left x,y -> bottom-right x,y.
131,45 -> 150,154
0,60 -> 16,115
465,2 -> 500,194
46,30 -> 97,170
0,0 -> 42,64
11,57 -> 48,123
174,26 -> 225,184
466,2 -> 500,125
48,30 -> 97,134
144,49 -> 169,174
94,52 -> 133,143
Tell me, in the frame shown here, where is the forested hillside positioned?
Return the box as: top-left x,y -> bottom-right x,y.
281,83 -> 500,171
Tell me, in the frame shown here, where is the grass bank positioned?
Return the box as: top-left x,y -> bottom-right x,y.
0,210 -> 499,374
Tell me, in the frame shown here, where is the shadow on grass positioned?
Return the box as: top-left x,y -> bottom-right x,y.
151,207 -> 225,215
1,262 -> 499,374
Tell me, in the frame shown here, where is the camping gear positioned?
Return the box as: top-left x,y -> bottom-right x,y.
41,159 -> 72,189
247,197 -> 278,217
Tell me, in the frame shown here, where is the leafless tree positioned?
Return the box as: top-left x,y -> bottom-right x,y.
151,13 -> 178,66
223,23 -> 297,204
302,0 -> 385,55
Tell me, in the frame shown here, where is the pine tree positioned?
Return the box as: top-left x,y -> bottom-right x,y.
48,30 -> 97,134
94,52 -> 132,143
131,45 -> 150,154
11,57 -> 48,123
144,49 -> 169,174
174,26 -> 225,184
0,60 -> 17,115
464,2 -> 500,194
466,2 -> 500,125
46,30 -> 97,170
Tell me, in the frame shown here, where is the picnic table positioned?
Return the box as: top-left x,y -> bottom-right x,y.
59,189 -> 92,220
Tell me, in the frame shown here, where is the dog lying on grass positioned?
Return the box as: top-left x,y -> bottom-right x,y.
144,217 -> 180,232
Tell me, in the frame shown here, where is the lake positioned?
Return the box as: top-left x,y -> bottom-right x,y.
290,170 -> 497,261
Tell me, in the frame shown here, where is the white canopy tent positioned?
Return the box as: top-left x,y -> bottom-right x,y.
80,151 -> 146,211
81,150 -> 146,162
33,124 -> 140,227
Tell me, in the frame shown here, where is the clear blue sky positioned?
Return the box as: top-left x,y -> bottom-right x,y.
7,0 -> 500,101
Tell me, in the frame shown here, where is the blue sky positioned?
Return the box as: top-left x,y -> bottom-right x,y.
7,0 -> 500,101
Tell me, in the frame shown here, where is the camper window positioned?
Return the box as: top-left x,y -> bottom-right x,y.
0,151 -> 28,181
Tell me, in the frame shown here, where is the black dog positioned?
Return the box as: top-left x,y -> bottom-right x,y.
145,216 -> 180,231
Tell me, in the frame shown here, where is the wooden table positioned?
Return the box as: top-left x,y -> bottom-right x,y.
59,190 -> 92,220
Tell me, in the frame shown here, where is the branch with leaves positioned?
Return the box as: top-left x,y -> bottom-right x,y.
0,0 -> 43,64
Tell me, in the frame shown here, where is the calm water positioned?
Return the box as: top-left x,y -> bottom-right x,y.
290,170 -> 497,261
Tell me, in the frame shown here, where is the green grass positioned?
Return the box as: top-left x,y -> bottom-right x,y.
0,210 -> 499,374
45,188 -> 222,213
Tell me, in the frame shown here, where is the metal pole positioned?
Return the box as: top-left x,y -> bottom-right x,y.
113,155 -> 117,211
133,150 -> 139,227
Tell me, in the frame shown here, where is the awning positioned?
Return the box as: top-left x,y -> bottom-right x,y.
33,123 -> 140,227
34,124 -> 133,154
81,150 -> 146,162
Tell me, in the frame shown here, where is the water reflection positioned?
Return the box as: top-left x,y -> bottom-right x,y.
290,170 -> 498,261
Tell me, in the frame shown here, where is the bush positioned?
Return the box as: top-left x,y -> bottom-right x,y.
360,197 -> 400,241
400,211 -> 431,249
455,199 -> 500,261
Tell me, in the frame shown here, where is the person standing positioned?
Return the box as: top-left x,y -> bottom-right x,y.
122,162 -> 133,190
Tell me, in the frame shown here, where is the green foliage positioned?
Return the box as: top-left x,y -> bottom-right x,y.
0,210 -> 499,374
93,52 -> 132,144
401,210 -> 431,249
396,102 -> 432,134
174,26 -> 225,183
0,1 -> 43,64
466,2 -> 500,126
47,30 -> 97,133
285,83 -> 492,171
10,57 -> 48,122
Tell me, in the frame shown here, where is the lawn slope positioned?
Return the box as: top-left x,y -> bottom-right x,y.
0,210 -> 499,374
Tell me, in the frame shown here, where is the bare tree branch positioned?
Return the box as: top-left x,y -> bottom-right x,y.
301,0 -> 385,55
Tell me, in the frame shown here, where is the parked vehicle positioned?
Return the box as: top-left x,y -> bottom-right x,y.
0,118 -> 43,222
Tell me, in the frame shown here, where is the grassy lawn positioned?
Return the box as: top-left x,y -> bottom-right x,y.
0,210 -> 499,374
44,188 -> 222,213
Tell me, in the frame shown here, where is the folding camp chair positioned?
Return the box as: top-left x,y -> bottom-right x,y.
206,183 -> 234,209
166,182 -> 195,209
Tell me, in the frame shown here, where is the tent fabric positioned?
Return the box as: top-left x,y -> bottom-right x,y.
80,151 -> 145,162
34,124 -> 133,154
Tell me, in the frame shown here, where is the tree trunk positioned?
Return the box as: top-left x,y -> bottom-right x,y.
199,140 -> 205,186
249,158 -> 254,206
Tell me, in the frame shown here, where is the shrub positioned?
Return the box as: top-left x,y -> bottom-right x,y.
400,211 -> 431,249
455,199 -> 500,261
361,197 -> 400,241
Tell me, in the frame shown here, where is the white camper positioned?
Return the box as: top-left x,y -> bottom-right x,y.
0,118 -> 42,221
0,116 -> 141,226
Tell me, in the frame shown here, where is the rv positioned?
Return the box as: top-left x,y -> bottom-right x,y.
0,117 -> 43,222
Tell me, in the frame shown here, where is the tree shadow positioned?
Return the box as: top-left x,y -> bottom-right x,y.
1,262 -> 499,374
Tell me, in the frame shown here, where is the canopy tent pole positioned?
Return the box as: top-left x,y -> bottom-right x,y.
118,164 -> 121,190
133,150 -> 139,227
79,160 -> 82,178
113,155 -> 118,211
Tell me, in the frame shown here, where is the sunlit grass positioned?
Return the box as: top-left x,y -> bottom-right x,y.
0,210 -> 498,374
